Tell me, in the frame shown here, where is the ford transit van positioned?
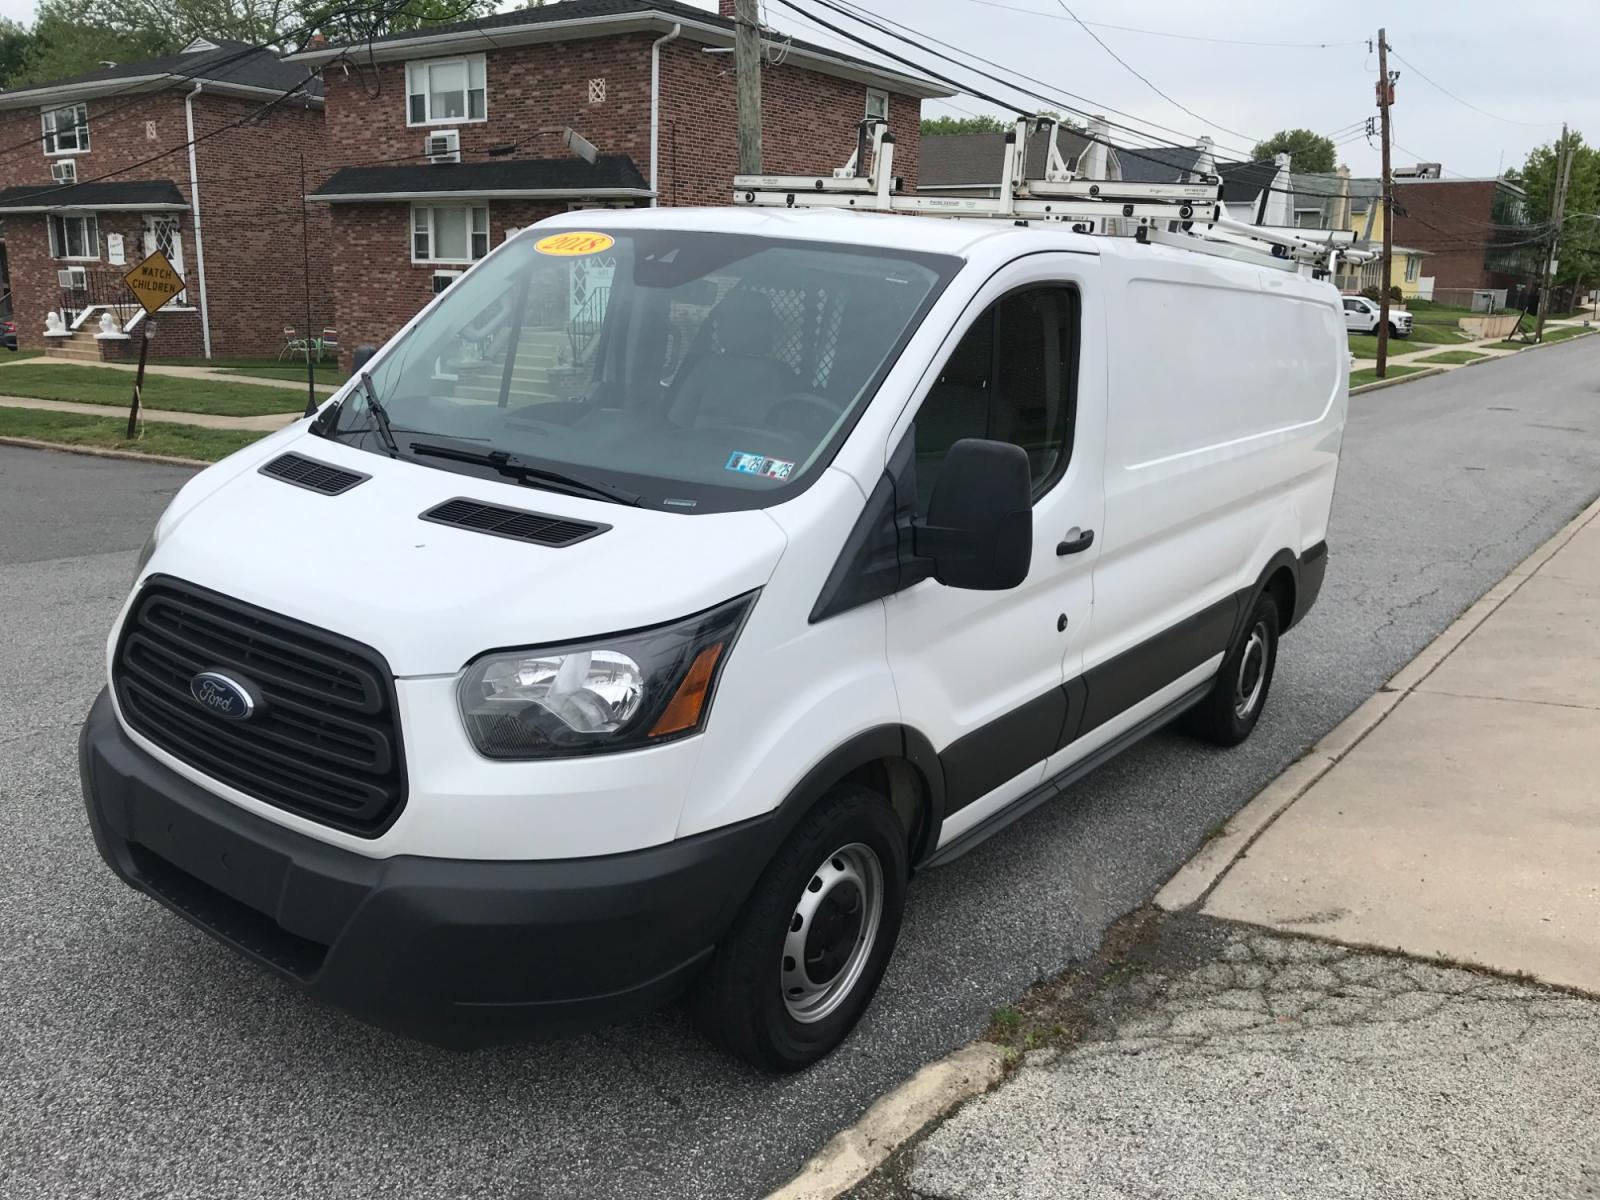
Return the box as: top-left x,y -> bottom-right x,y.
80,206 -> 1342,1071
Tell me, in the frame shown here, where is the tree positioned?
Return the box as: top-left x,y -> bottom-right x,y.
0,18 -> 32,88
16,0 -> 174,86
921,114 -> 1006,136
1251,128 -> 1336,173
1510,132 -> 1600,300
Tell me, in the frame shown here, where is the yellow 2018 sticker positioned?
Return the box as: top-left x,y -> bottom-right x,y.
534,231 -> 615,256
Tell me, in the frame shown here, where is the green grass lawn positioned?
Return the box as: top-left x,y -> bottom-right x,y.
2,349 -> 44,362
150,355 -> 349,388
1486,327 -> 1596,351
0,408 -> 266,461
0,364 -> 302,416
1350,323 -> 1474,358
1350,363 -> 1429,388
1413,350 -> 1488,366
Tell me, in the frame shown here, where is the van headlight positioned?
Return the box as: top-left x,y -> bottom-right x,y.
457,593 -> 755,759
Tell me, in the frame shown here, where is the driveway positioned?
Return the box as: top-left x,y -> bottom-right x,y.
4,338 -> 1600,1200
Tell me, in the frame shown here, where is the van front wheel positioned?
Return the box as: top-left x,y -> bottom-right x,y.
691,784 -> 908,1072
1184,593 -> 1280,747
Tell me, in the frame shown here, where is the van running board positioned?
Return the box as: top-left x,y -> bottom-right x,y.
922,681 -> 1212,869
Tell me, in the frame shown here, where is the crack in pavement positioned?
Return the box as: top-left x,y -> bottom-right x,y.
897,917 -> 1600,1200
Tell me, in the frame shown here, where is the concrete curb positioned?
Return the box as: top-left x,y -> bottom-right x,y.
763,1043 -> 1006,1200
0,436 -> 209,468
1349,328 -> 1598,395
1155,491 -> 1600,913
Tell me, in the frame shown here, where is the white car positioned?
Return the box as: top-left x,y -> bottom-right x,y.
1343,294 -> 1412,338
81,207 -> 1345,1071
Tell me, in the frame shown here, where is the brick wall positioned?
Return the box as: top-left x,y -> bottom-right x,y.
191,94 -> 332,356
1391,180 -> 1533,294
0,88 -> 327,356
315,32 -> 925,356
317,34 -> 921,205
327,198 -> 564,366
656,37 -> 921,205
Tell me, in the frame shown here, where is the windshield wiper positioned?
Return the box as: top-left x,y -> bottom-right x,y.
359,371 -> 400,458
409,438 -> 642,506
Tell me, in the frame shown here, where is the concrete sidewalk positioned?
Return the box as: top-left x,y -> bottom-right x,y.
0,353 -> 339,395
859,498 -> 1600,1200
0,394 -> 300,432
1201,497 -> 1600,991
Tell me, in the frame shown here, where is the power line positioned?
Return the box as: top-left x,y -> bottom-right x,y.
1048,0 -> 1262,144
816,0 -> 1263,161
953,0 -> 1366,49
1388,48 -> 1562,130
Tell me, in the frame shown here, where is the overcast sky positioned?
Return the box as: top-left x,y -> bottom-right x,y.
0,0 -> 1587,178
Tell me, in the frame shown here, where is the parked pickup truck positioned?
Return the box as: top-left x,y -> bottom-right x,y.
1342,294 -> 1412,338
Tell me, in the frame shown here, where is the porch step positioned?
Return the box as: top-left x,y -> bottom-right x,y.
43,329 -> 103,362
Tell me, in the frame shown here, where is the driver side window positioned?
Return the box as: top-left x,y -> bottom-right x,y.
912,286 -> 1078,510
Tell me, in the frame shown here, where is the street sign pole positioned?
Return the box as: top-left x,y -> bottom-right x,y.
119,249 -> 187,440
127,320 -> 154,440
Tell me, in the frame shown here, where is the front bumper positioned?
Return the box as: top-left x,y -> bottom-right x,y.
79,689 -> 775,1048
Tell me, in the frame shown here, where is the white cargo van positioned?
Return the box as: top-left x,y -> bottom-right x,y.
81,203 -> 1343,1072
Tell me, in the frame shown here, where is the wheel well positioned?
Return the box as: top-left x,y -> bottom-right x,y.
1264,565 -> 1296,626
840,757 -> 935,864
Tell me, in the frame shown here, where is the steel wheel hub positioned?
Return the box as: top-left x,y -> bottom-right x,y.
781,842 -> 884,1024
1235,621 -> 1268,719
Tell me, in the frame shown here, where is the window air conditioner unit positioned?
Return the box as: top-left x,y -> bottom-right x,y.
51,158 -> 77,184
58,266 -> 88,289
425,130 -> 461,164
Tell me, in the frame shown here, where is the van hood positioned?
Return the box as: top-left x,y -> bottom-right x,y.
143,432 -> 789,676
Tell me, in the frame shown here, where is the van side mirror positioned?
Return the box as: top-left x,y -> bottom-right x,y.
914,438 -> 1032,590
351,345 -> 377,373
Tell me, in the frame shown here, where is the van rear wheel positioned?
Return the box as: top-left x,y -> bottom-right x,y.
690,783 -> 908,1073
1184,592 -> 1280,747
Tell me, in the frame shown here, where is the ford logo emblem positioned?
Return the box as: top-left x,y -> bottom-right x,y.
189,671 -> 259,720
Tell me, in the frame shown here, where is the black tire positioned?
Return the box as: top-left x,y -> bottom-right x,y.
690,783 -> 908,1073
1184,592 -> 1280,747
1390,323 -> 1408,339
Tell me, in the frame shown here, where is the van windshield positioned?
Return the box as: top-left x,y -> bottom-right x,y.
315,228 -> 957,511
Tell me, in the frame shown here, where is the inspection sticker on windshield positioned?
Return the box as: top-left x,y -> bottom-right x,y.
726,451 -> 794,480
533,231 -> 615,256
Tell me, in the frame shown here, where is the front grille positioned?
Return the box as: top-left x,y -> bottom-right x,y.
421,497 -> 608,547
113,577 -> 406,836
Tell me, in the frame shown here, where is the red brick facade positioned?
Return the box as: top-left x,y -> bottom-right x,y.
0,88 -> 327,356
1391,179 -> 1541,297
314,32 -> 925,363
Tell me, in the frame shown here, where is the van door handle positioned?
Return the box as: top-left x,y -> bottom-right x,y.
1057,529 -> 1095,555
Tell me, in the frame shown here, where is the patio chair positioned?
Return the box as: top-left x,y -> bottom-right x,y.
278,327 -> 310,360
316,327 -> 339,361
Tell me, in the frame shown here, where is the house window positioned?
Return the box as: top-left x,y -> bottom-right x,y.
48,213 -> 99,260
42,103 -> 89,155
412,205 -> 488,263
406,55 -> 486,125
1293,207 -> 1322,229
1405,256 -> 1420,282
865,88 -> 889,123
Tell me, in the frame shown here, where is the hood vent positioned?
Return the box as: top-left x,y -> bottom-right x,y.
260,452 -> 370,496
421,497 -> 608,547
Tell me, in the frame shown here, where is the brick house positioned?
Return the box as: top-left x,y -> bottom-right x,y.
287,0 -> 946,363
0,38 -> 326,359
1391,176 -> 1543,303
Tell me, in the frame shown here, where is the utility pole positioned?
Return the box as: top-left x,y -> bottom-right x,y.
1376,29 -> 1394,379
735,0 -> 762,175
1535,124 -> 1573,344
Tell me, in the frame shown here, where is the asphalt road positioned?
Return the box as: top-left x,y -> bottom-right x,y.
5,340 -> 1600,1200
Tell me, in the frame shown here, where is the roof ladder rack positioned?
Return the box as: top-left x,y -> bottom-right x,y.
733,116 -> 1377,277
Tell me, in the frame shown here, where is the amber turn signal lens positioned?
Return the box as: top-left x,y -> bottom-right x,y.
649,642 -> 726,737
